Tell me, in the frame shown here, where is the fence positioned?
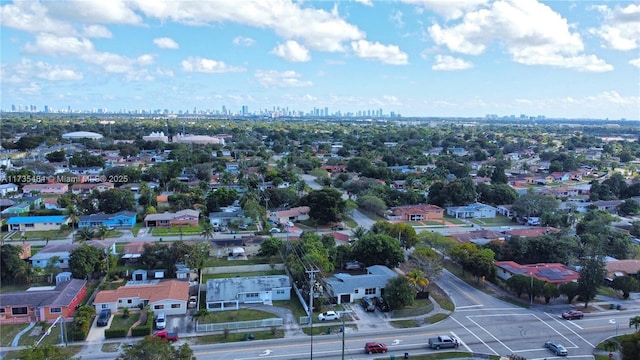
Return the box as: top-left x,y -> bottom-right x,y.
196,318 -> 283,332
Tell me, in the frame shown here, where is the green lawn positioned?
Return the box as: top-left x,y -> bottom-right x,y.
0,324 -> 29,347
390,319 -> 421,328
151,225 -> 201,236
197,309 -> 276,324
109,312 -> 140,330
7,229 -> 71,241
426,313 -> 450,324
442,216 -> 466,225
468,215 -> 513,226
391,298 -> 434,318
3,345 -> 83,360
131,223 -> 143,236
194,328 -> 284,344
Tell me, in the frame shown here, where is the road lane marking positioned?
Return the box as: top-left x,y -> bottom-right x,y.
450,331 -> 471,352
456,305 -> 484,309
456,307 -> 515,312
466,316 -> 513,353
450,316 -> 499,355
443,277 -> 483,306
537,313 -> 594,348
544,312 -> 583,330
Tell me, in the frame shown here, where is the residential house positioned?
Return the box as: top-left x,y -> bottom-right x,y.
450,229 -> 505,245
121,241 -> 147,262
144,209 -> 199,227
0,198 -> 15,211
0,183 -> 19,196
22,183 -> 68,195
6,215 -> 69,232
321,165 -> 347,173
68,166 -> 102,176
550,172 -> 570,182
209,206 -> 246,229
269,206 -> 310,225
605,260 -> 640,281
1,202 -> 31,215
387,204 -> 444,222
0,278 -> 87,324
78,211 -> 136,229
205,275 -> 291,311
390,180 -> 407,191
43,197 -> 63,210
130,269 -> 168,281
71,182 -> 114,196
495,205 -> 515,218
504,227 -> 561,240
494,261 -> 579,286
30,241 -> 115,269
446,203 -> 497,219
324,265 -> 399,305
93,280 -> 189,316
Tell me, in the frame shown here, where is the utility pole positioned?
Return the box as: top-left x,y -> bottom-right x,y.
338,310 -> 353,360
307,268 -> 319,360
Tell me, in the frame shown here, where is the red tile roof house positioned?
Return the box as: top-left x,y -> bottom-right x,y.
0,279 -> 87,324
494,261 -> 579,286
269,206 -> 310,225
93,279 -> 189,316
387,204 -> 444,222
144,209 -> 199,227
22,183 -> 69,195
504,227 -> 562,239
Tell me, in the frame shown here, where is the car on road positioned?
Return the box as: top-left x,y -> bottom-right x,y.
188,296 -> 197,309
155,312 -> 166,330
97,309 -> 111,327
364,341 -> 388,354
545,341 -> 568,356
561,310 -> 583,320
269,227 -> 281,233
153,330 -> 178,342
344,261 -> 363,270
318,311 -> 340,321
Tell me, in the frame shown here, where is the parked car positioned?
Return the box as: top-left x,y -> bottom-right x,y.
318,311 -> 340,321
545,341 -> 568,356
364,342 -> 388,354
374,296 -> 390,312
270,228 -> 281,233
239,224 -> 249,230
96,309 -> 111,327
188,296 -> 197,309
344,261 -> 363,270
562,310 -> 583,320
155,312 -> 166,330
360,297 -> 375,312
285,221 -> 294,227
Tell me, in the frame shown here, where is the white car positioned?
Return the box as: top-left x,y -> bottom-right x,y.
270,228 -> 281,233
318,311 -> 340,321
285,221 -> 294,227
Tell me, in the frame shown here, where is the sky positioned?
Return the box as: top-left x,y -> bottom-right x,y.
1,0 -> 639,120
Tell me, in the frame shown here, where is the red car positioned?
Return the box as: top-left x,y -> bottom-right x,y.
562,310 -> 584,320
364,342 -> 388,354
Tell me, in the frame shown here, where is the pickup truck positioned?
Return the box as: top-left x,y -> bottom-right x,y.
153,330 -> 178,342
428,335 -> 459,350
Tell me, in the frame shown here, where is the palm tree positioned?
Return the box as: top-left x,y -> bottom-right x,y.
191,308 -> 209,323
74,227 -> 95,243
95,225 -> 108,241
200,222 -> 215,241
407,268 -> 429,293
66,206 -> 79,240
350,226 -> 368,241
630,315 -> 640,331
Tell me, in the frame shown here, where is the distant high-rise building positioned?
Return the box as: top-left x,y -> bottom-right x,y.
241,105 -> 248,115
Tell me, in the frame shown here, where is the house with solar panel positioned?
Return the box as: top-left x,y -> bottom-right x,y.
494,261 -> 579,286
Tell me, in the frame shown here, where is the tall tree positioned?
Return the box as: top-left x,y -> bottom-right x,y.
97,188 -> 135,213
301,188 -> 347,225
383,276 -> 415,310
68,245 -> 104,279
1,244 -> 25,285
351,233 -> 404,269
117,335 -> 195,360
577,256 -> 606,309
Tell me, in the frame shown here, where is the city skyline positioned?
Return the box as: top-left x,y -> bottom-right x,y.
1,0 -> 639,120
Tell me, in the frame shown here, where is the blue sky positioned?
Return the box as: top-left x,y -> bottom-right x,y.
1,0 -> 639,119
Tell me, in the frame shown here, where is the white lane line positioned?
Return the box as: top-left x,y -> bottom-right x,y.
450,331 -> 471,352
541,313 -> 595,348
450,316 -> 499,355
456,307 -> 516,312
456,305 -> 484,309
531,313 -> 578,348
466,316 -> 513,353
467,313 -> 535,317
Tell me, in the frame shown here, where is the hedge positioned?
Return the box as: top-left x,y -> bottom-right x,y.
104,328 -> 128,338
131,325 -> 151,337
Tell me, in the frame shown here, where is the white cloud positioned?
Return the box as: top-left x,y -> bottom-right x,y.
350,40 -> 408,65
271,40 -> 311,62
390,10 -> 404,28
232,36 -> 256,47
400,0 -> 488,20
23,34 -> 94,56
82,25 -> 112,38
432,54 -> 473,71
131,0 -> 365,52
153,37 -> 180,49
427,0 -> 612,72
181,56 -> 246,73
35,62 -> 83,81
255,70 -> 312,88
353,0 -> 373,6
136,54 -> 155,66
44,0 -> 143,25
629,58 -> 640,69
590,4 -> 640,51
1,58 -> 82,84
0,1 -> 76,35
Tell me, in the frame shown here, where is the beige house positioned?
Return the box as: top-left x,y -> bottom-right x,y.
269,206 -> 310,225
93,280 -> 189,316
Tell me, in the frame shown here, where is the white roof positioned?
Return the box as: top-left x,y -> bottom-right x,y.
62,131 -> 103,139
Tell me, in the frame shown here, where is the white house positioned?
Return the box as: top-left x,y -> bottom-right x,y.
93,280 -> 189,315
205,275 -> 291,311
0,183 -> 18,196
446,203 -> 497,219
324,265 -> 398,305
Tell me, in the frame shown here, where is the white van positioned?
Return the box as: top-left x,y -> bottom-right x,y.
155,312 -> 166,330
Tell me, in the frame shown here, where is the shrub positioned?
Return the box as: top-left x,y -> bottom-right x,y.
104,328 -> 128,338
131,325 -> 151,337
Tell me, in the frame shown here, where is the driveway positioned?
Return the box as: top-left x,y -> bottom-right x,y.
345,302 -> 393,331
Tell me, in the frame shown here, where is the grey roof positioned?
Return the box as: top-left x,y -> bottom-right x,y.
0,279 -> 86,307
30,240 -> 113,260
325,265 -> 398,295
206,275 -> 291,302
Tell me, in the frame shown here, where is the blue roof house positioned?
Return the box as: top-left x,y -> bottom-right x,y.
6,215 -> 69,232
78,211 -> 136,229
